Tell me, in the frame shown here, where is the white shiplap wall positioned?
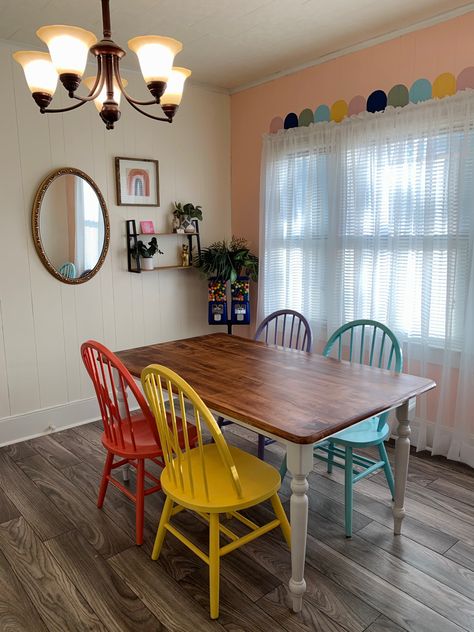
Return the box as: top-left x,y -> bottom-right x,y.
0,40 -> 231,444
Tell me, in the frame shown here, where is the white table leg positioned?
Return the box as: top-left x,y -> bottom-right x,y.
286,443 -> 314,612
113,368 -> 130,483
393,397 -> 416,534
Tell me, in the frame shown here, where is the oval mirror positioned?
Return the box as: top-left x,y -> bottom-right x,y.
32,168 -> 110,284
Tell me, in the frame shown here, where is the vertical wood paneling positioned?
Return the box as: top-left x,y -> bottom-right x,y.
12,55 -> 70,411
0,42 -> 230,440
0,301 -> 11,418
0,46 -> 41,415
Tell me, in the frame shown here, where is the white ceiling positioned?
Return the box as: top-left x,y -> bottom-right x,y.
1,0 -> 472,91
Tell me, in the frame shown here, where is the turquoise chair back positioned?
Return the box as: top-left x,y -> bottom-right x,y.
323,320 -> 403,430
58,262 -> 76,279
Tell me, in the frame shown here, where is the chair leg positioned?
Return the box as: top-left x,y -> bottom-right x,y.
152,496 -> 173,560
378,441 -> 395,500
279,453 -> 288,479
344,447 -> 353,538
135,459 -> 145,546
270,494 -> 291,548
209,513 -> 220,619
327,442 -> 335,473
97,451 -> 114,508
257,434 -> 266,460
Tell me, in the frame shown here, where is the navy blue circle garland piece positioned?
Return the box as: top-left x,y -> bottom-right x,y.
366,90 -> 387,113
284,112 -> 298,129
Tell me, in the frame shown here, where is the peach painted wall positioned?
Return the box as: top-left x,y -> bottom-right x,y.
231,11 -> 474,251
231,13 -> 474,430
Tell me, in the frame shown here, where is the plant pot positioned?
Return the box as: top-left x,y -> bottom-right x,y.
184,223 -> 196,233
141,257 -> 154,271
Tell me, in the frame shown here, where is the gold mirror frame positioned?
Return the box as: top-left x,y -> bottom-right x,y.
32,167 -> 110,285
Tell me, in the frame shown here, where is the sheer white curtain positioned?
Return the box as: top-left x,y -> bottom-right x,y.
259,91 -> 474,466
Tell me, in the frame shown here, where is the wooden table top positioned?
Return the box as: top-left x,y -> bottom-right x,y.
116,333 -> 436,445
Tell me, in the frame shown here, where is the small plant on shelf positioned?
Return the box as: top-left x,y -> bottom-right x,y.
197,236 -> 258,283
131,237 -> 163,270
172,201 -> 203,233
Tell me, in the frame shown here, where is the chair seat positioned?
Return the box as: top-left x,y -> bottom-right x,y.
102,411 -> 197,459
161,444 -> 281,513
327,417 -> 390,447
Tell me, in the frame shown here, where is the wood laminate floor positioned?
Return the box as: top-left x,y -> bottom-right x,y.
0,421 -> 473,632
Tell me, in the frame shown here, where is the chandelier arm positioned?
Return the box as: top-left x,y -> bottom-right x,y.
125,98 -> 172,123
40,99 -> 89,114
70,56 -> 107,103
113,56 -> 157,106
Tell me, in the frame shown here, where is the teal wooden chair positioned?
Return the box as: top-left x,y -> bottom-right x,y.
58,262 -> 76,279
280,319 -> 402,537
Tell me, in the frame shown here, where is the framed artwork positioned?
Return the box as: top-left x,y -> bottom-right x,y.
140,220 -> 155,234
115,157 -> 159,206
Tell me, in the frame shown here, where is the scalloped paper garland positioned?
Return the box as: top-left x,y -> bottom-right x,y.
270,68 -> 474,133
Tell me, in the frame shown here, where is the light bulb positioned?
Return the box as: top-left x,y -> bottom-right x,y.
161,67 -> 191,106
13,51 -> 58,97
128,36 -> 182,83
37,25 -> 97,77
84,76 -> 128,111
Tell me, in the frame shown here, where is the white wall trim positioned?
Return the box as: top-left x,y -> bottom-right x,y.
0,397 -> 100,446
230,4 -> 474,94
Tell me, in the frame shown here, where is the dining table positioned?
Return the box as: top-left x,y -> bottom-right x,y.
116,332 -> 436,612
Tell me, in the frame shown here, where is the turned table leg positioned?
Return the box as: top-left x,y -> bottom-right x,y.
393,397 -> 416,535
286,443 -> 314,612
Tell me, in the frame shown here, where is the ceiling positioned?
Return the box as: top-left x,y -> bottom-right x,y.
1,0 -> 472,91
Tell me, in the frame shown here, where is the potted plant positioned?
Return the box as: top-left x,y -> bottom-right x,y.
131,237 -> 163,270
197,236 -> 258,283
172,201 -> 203,233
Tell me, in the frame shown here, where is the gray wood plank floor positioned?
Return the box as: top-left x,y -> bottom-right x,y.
0,421 -> 473,632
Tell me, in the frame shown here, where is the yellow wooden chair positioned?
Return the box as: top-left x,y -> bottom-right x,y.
141,364 -> 291,619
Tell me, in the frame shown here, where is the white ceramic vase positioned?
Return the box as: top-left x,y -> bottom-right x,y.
141,257 -> 154,271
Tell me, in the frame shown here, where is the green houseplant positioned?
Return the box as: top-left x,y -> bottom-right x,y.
172,202 -> 203,232
197,236 -> 258,283
131,237 -> 163,270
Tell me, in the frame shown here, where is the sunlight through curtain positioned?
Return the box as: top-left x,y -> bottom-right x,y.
259,91 -> 474,466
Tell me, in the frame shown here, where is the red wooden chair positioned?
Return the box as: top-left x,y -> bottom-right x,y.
81,340 -> 196,545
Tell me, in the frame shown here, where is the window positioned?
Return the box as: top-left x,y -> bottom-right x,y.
261,112 -> 474,349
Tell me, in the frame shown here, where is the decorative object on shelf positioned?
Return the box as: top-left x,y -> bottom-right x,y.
171,215 -> 181,232
172,201 -> 203,232
32,167 -> 110,285
231,277 -> 250,324
140,220 -> 155,234
12,0 -> 191,130
181,244 -> 190,267
130,237 -> 163,270
115,157 -> 159,206
125,218 -> 201,273
197,237 -> 258,331
208,279 -> 227,324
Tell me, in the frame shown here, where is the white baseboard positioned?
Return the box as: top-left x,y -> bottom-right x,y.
0,397 -> 101,447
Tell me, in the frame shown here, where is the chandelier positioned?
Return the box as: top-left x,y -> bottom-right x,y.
12,0 -> 191,130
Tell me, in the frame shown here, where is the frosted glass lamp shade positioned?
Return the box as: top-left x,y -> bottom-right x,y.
13,51 -> 58,96
161,67 -> 191,106
84,76 -> 128,111
128,36 -> 182,83
37,25 -> 97,76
